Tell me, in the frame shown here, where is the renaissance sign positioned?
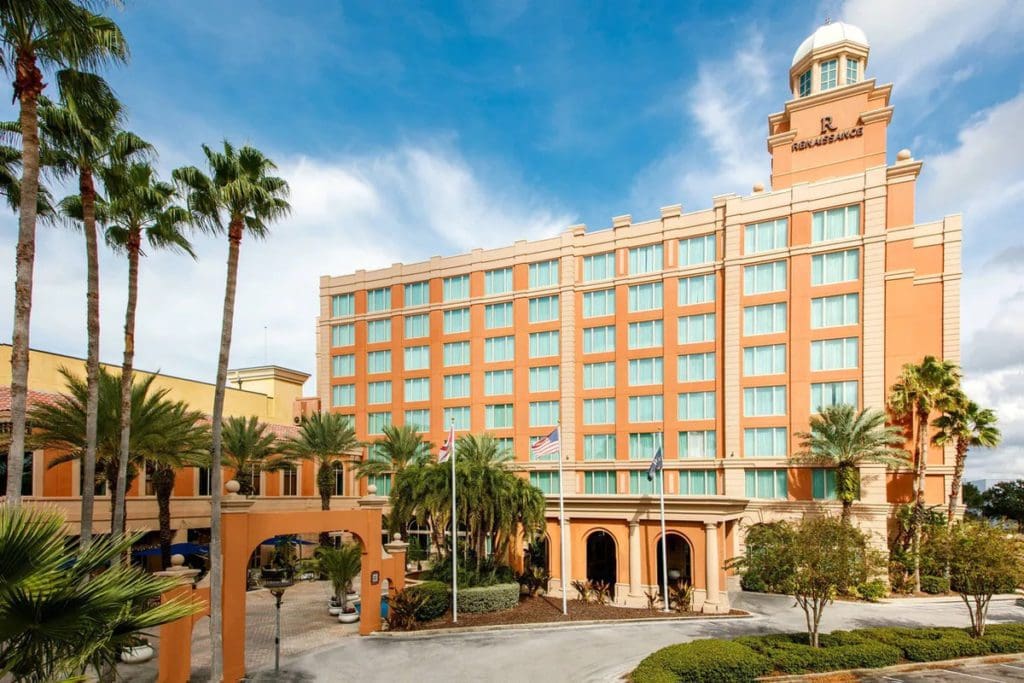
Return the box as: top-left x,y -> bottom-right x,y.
791,116 -> 863,152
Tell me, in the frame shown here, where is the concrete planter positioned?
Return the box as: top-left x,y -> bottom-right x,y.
120,644 -> 154,664
338,611 -> 359,623
328,606 -> 342,616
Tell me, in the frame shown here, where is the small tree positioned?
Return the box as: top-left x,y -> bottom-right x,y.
981,480 -> 1024,532
946,521 -> 1024,637
726,522 -> 796,593
316,542 -> 362,611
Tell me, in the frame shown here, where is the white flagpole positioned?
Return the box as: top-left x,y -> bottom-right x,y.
659,431 -> 669,613
450,421 -> 458,623
557,426 -> 568,616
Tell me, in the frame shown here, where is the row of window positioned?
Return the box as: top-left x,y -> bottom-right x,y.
797,58 -> 860,97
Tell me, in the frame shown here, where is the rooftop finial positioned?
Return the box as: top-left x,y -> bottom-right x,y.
824,15 -> 832,24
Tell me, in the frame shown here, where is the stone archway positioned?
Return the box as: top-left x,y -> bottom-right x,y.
586,530 -> 617,597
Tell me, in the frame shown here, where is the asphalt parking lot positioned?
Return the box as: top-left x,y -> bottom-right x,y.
859,659 -> 1024,681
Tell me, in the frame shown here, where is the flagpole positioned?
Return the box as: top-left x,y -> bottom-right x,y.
450,420 -> 458,623
557,424 -> 568,616
659,431 -> 669,613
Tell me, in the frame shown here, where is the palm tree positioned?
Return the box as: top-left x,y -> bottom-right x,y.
221,415 -> 278,496
888,355 -> 961,592
933,393 -> 1001,525
354,423 -> 431,533
792,405 -> 908,523
315,542 -> 362,612
0,504 -> 201,680
172,141 -> 289,681
278,412 -> 361,545
103,160 -> 193,535
1,0 -> 128,506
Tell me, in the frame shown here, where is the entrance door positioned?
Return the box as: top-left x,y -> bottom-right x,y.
656,533 -> 692,589
586,531 -> 617,596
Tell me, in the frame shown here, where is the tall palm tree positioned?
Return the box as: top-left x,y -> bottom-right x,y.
103,160 -> 193,535
1,0 -> 128,506
792,405 -> 908,523
354,423 -> 432,534
221,415 -> 278,496
278,412 -> 361,545
933,393 -> 1001,525
888,355 -> 961,592
172,141 -> 289,681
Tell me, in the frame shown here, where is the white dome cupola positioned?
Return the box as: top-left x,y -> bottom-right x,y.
789,20 -> 869,99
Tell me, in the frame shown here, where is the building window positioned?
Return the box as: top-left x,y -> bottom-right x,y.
368,474 -> 392,496
679,430 -> 716,458
582,325 -> 616,354
443,373 -> 470,399
678,273 -> 715,305
744,386 -> 787,417
583,398 -> 616,425
443,307 -> 470,334
331,463 -> 345,496
629,395 -> 663,423
332,384 -> 355,407
405,314 -> 429,339
583,361 -> 615,389
583,434 -> 616,461
811,337 -> 859,371
812,205 -> 860,243
197,467 -> 210,496
745,469 -> 788,499
798,69 -> 812,97
628,433 -> 659,460
628,320 -> 663,349
678,352 -> 715,382
529,259 -> 559,288
485,335 -> 515,362
811,381 -> 859,412
845,59 -> 859,85
404,409 -> 430,432
528,295 -> 559,322
494,437 -> 513,456
444,406 -> 470,430
678,234 -> 716,266
584,471 -> 616,494
484,369 -> 514,396
530,471 -> 560,494
404,281 -> 430,307
367,412 -> 392,434
745,218 -> 788,254
367,287 -> 391,312
744,427 -> 787,457
404,377 -> 430,402
679,470 -> 717,495
367,350 -> 391,374
282,467 -> 298,496
811,249 -> 860,285
743,302 -> 787,336
820,59 -> 838,90
485,302 -> 513,328
367,380 -> 392,404
443,341 -> 470,366
813,468 -> 840,500
628,357 -> 663,386
811,293 -> 859,328
485,404 -> 514,429
583,252 -> 616,281
743,261 -> 787,295
628,282 -> 663,312
332,354 -> 355,377
443,275 -> 470,302
332,293 -> 354,317
529,330 -> 560,358
628,244 -> 663,274
743,344 -> 786,376
678,313 -> 716,344
529,365 -> 560,392
331,323 -> 354,347
485,267 -> 513,295
404,346 -> 430,371
582,288 -> 615,318
0,452 -> 32,497
367,319 -> 391,343
629,470 -> 657,494
678,391 -> 715,420
529,400 -> 560,427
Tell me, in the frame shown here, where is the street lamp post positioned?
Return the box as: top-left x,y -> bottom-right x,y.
261,570 -> 294,674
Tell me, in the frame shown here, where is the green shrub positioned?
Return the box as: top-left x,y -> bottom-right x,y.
734,632 -> 898,674
987,623 -> 1024,640
854,627 -> 991,661
920,575 -> 950,594
405,581 -> 449,621
457,583 -> 519,613
633,640 -> 771,683
856,579 -> 888,602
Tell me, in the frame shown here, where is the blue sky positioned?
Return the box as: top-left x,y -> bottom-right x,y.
2,0 -> 1024,478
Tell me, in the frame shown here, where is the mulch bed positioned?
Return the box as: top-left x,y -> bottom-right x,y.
413,595 -> 740,630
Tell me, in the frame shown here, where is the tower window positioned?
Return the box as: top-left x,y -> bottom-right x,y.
820,59 -> 838,90
798,69 -> 811,97
846,59 -> 859,84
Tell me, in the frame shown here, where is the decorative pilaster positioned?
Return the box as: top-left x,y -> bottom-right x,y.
702,521 -> 721,614
628,521 -> 642,597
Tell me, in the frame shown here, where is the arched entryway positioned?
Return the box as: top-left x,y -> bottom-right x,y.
656,533 -> 693,590
525,535 -> 549,572
586,530 -> 617,596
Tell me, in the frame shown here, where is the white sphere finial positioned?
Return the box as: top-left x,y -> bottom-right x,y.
225,479 -> 241,494
171,554 -> 185,567
896,149 -> 912,161
367,484 -> 378,495
392,532 -> 402,542
752,182 -> 765,193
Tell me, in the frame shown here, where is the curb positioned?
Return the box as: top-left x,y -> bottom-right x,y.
369,611 -> 754,639
762,652 -> 1024,681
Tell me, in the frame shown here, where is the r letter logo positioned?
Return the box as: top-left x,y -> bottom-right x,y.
820,116 -> 838,134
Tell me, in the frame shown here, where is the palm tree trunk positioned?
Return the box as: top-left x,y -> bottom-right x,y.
5,52 -> 44,505
947,438 -> 968,525
209,219 -> 244,683
112,231 -> 141,536
912,406 -> 929,593
318,460 -> 332,547
153,465 -> 176,569
80,168 -> 100,546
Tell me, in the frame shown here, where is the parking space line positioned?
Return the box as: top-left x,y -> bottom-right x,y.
1001,663 -> 1024,671
936,670 -> 1002,682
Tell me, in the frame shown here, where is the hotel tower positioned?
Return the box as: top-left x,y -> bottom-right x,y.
317,22 -> 961,611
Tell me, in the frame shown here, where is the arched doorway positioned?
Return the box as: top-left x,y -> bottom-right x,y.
656,533 -> 693,591
525,535 -> 549,572
586,530 -> 617,597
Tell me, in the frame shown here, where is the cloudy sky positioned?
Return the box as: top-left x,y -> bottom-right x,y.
1,1 -> 1022,480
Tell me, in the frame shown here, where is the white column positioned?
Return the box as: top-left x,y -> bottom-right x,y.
558,515 -> 572,596
702,521 -> 721,614
628,521 -> 641,597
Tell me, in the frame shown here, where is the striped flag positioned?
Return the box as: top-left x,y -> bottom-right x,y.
438,422 -> 456,463
531,426 -> 560,458
646,445 -> 663,481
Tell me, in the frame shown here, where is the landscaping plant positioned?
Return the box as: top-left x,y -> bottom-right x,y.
945,520 -> 1024,637
316,542 -> 362,613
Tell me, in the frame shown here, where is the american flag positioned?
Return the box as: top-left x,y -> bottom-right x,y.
530,426 -> 560,458
438,422 -> 456,463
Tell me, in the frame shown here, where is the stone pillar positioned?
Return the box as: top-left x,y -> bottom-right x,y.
628,521 -> 642,597
155,555 -> 201,683
558,515 -> 572,597
221,481 -> 255,683
357,491 -> 386,635
702,521 -> 721,614
384,534 -> 409,593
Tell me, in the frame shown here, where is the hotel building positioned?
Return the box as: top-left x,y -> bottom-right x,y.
317,22 -> 961,611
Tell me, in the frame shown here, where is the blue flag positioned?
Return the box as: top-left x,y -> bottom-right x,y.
646,446 -> 663,481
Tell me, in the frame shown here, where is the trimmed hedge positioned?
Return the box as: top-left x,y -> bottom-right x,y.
733,633 -> 899,674
920,575 -> 951,594
853,627 -> 990,661
457,583 -> 520,613
633,640 -> 771,683
855,579 -> 888,602
405,581 -> 449,621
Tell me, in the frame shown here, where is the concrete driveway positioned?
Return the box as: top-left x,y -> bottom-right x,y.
276,593 -> 1024,683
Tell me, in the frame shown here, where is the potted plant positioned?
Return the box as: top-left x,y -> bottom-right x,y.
315,542 -> 362,621
119,635 -> 154,664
